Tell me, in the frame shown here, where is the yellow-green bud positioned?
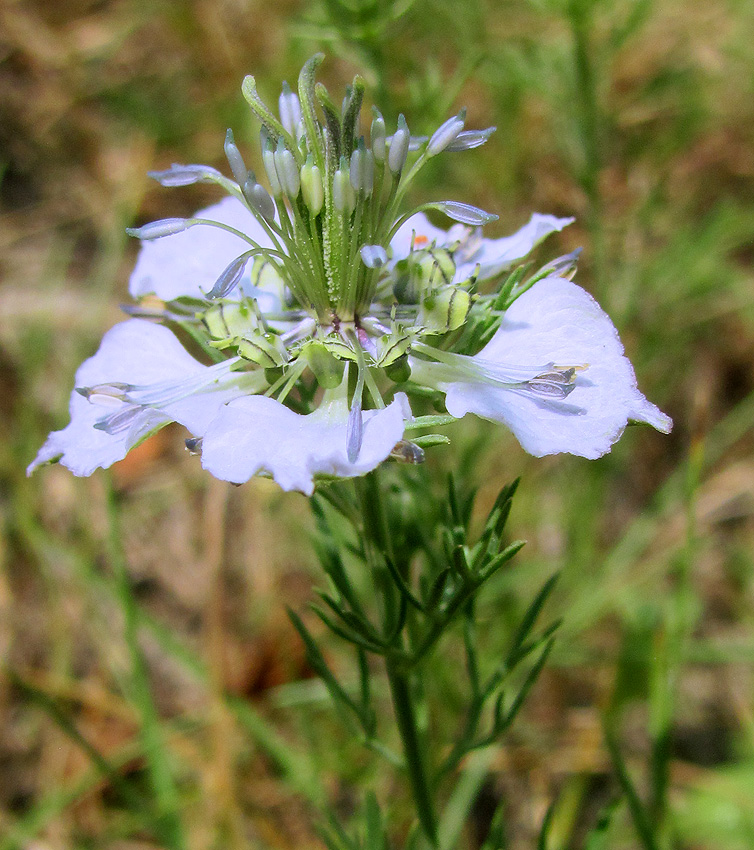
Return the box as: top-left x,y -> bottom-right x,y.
420,286 -> 471,332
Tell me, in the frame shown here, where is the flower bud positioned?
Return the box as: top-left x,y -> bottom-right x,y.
224,129 -> 249,186
237,333 -> 287,368
388,114 -> 410,175
412,248 -> 456,290
202,301 -> 260,339
300,154 -> 324,215
278,81 -> 302,136
420,286 -> 471,332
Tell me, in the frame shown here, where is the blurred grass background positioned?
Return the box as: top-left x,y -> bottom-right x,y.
1,0 -> 754,847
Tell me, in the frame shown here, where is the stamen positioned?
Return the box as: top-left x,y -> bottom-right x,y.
206,252 -> 253,299
346,393 -> 363,463
79,359 -> 243,416
120,304 -> 200,323
452,226 -> 484,265
346,352 -> 366,463
93,404 -> 143,435
444,127 -> 496,152
76,383 -> 133,405
390,440 -> 425,464
413,343 -> 588,400
360,245 -> 388,268
520,368 -> 578,399
425,201 -> 498,227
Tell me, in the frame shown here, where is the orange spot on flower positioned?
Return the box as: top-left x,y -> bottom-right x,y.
413,234 -> 429,247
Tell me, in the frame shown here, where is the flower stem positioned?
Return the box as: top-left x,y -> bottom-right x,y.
385,658 -> 439,847
356,471 -> 439,846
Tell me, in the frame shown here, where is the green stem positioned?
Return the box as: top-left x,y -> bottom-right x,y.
356,471 -> 438,845
386,658 -> 439,847
567,0 -> 607,295
356,469 -> 394,565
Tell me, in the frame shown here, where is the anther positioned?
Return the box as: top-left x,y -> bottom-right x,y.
301,154 -> 324,215
371,107 -> 386,163
521,366 -> 580,399
76,383 -> 134,405
427,110 -> 466,157
224,129 -> 249,186
278,81 -> 302,136
333,157 -> 355,214
126,219 -> 193,240
388,115 -> 410,176
274,140 -> 300,198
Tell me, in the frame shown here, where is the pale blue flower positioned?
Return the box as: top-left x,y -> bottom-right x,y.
29,57 -> 670,492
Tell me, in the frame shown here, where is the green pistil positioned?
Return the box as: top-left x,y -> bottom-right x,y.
239,58 -> 462,326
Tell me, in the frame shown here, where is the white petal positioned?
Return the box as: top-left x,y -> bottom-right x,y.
129,196 -> 270,301
201,393 -> 410,494
239,261 -> 286,316
28,320 -> 248,476
454,213 -> 574,282
389,212 -> 573,284
426,277 -> 671,459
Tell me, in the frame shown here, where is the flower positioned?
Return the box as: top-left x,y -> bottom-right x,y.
29,56 -> 670,493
